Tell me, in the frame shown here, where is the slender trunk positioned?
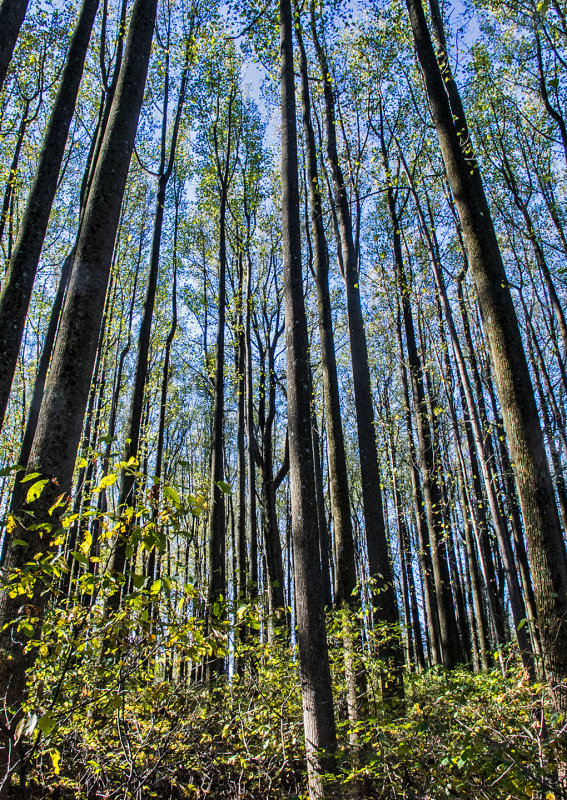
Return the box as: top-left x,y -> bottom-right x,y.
295,12 -> 354,612
527,318 -> 567,532
0,99 -> 30,246
206,145 -> 231,679
0,0 -> 100,433
0,0 -> 28,94
280,1 -> 338,794
0,254 -> 71,567
110,56 -> 188,612
244,249 -> 258,598
0,0 -> 157,789
454,444 -> 490,671
396,311 -> 442,666
500,151 -> 567,361
311,411 -> 332,608
90,229 -> 143,566
235,257 -> 247,618
259,339 -> 287,632
429,335 -> 472,664
147,202 -> 178,598
534,30 -> 567,166
407,0 -> 563,682
311,9 -> 403,701
386,182 -> 461,666
385,397 -> 419,669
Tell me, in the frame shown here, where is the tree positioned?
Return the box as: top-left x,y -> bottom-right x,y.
404,0 -> 567,709
0,0 -> 158,786
0,0 -> 100,433
279,0 -> 338,794
0,0 -> 28,94
310,2 -> 404,702
108,4 -> 193,615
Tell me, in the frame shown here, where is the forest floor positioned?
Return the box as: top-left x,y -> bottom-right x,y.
9,638 -> 566,800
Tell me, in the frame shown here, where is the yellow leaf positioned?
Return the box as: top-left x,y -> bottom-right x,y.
26,479 -> 48,504
50,748 -> 61,775
94,473 -> 117,492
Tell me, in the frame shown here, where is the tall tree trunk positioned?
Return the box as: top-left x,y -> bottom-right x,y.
0,0 -> 157,789
295,12 -> 355,612
0,0 -> 28,94
396,311 -> 442,666
311,409 -> 332,608
454,439 -> 490,671
384,170 -> 462,667
311,8 -> 403,702
279,0 -> 338,794
405,0 -> 567,701
256,330 -> 287,633
147,189 -> 179,602
499,148 -> 567,362
526,315 -> 567,532
0,253 -> 70,567
0,98 -> 31,247
235,254 -> 247,631
109,50 -> 188,613
206,90 -> 237,680
90,227 -> 144,569
0,0 -> 100,433
394,135 -> 534,669
295,16 -> 366,751
244,246 -> 258,599
385,394 -> 424,669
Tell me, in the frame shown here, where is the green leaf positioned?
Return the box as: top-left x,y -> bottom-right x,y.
549,77 -> 559,89
18,622 -> 35,638
37,713 -> 57,736
132,574 -> 146,589
189,494 -> 207,517
163,485 -> 181,506
216,480 -> 232,494
150,579 -> 162,595
50,748 -> 61,775
108,694 -> 122,710
48,494 -> 66,516
71,551 -> 89,566
26,479 -> 48,504
20,472 -> 42,483
0,464 -> 24,477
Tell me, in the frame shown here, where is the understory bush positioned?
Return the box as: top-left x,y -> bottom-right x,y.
12,636 -> 566,799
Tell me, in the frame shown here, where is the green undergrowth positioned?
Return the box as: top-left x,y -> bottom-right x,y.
13,639 -> 566,799
2,482 -> 564,798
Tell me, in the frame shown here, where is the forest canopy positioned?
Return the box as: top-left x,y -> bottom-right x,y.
0,0 -> 566,797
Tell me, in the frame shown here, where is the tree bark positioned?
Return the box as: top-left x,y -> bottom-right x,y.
206,89 -> 237,680
384,167 -> 462,667
107,39 -> 188,619
406,0 -> 567,705
311,8 -> 403,702
0,0 -> 100,434
295,14 -> 355,612
396,312 -> 442,667
279,0 -> 338,794
0,0 -> 157,788
0,0 -> 28,94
